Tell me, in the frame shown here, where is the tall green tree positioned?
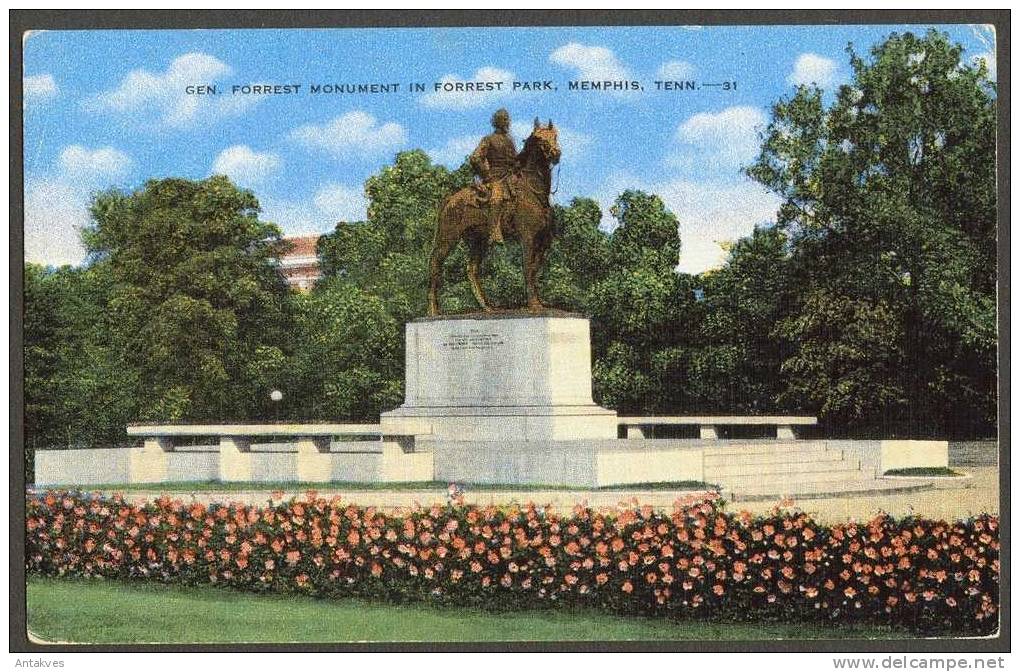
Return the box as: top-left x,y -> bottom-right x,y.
686,227 -> 793,414
284,280 -> 403,421
23,263 -> 136,453
82,176 -> 292,422
747,29 -> 997,436
588,191 -> 688,413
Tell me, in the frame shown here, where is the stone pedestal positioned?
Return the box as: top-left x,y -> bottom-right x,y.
381,314 -> 618,441
218,437 -> 253,482
128,436 -> 172,483
295,437 -> 333,483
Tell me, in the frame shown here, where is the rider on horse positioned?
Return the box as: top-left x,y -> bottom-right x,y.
469,108 -> 517,245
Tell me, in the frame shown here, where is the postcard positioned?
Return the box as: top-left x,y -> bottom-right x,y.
13,12 -> 1006,654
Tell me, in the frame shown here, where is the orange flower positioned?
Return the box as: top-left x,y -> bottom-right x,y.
621,581 -> 634,593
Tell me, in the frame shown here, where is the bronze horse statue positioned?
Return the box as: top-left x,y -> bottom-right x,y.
428,119 -> 560,315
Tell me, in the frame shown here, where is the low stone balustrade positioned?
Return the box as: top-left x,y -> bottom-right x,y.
618,416 -> 818,440
115,423 -> 432,484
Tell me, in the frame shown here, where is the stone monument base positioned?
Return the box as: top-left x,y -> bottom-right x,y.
382,404 -> 619,441
422,438 -> 705,488
380,313 -> 618,442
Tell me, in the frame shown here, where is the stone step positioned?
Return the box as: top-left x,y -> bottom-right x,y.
705,457 -> 855,478
712,468 -> 870,489
704,441 -> 829,457
704,448 -> 842,466
725,478 -> 935,503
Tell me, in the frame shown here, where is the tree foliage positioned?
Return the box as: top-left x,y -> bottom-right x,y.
81,176 -> 292,422
746,29 -> 997,436
23,31 -> 998,457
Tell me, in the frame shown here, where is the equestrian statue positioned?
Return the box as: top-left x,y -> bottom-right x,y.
428,109 -> 561,315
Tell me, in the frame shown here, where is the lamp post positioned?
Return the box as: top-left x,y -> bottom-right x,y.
270,389 -> 283,422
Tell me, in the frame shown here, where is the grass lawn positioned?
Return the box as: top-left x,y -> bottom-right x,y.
33,480 -> 715,494
26,576 -> 908,643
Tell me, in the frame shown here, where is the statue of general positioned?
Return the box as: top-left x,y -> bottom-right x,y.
469,108 -> 517,245
429,111 -> 561,315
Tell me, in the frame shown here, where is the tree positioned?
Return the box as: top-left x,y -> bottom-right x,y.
746,29 -> 997,436
587,191 -> 688,413
24,264 -> 62,453
285,279 -> 403,421
82,176 -> 293,422
686,226 -> 793,414
23,263 -> 136,455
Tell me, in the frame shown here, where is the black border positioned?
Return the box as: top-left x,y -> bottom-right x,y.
8,8 -> 1011,654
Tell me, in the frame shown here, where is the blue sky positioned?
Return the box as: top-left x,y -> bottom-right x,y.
23,23 -> 996,272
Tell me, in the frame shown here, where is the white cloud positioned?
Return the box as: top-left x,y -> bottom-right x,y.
290,111 -> 407,159
24,73 -> 57,104
25,178 -> 90,266
25,145 -> 133,266
671,106 -> 767,172
653,178 -> 781,274
787,53 -> 839,89
260,182 -> 368,235
656,60 -> 696,80
57,145 -> 132,180
312,183 -> 368,223
86,52 -> 258,129
595,172 -> 780,275
211,145 -> 281,186
550,42 -> 633,84
420,66 -> 516,110
427,134 -> 480,166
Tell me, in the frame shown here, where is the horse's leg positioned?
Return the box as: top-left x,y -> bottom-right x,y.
519,230 -> 544,312
524,209 -> 555,311
428,215 -> 456,315
465,234 -> 492,312
534,216 -> 553,271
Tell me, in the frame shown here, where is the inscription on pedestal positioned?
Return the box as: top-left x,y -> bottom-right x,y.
401,316 -> 602,409
440,328 -> 507,351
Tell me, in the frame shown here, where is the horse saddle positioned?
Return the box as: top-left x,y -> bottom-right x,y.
470,175 -> 515,209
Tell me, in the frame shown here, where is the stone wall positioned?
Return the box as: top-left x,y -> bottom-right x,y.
35,448 -> 132,486
33,437 -> 950,488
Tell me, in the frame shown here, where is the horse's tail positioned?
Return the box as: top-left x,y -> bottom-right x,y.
432,193 -> 456,251
437,193 -> 452,219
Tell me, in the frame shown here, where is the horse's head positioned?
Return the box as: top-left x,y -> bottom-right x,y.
527,118 -> 561,166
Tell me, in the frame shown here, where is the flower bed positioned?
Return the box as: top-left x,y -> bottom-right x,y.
25,490 -> 999,636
